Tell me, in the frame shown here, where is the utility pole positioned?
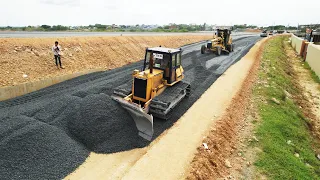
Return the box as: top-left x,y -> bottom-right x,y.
273,22 -> 275,31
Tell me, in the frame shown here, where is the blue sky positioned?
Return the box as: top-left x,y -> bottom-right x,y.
1,0 -> 319,27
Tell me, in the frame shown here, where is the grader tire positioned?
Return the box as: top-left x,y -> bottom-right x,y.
216,47 -> 222,56
227,45 -> 231,52
201,45 -> 206,54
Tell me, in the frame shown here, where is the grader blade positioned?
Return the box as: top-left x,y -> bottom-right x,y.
112,96 -> 154,141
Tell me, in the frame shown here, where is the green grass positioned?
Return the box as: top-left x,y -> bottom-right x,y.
253,36 -> 320,180
301,62 -> 320,84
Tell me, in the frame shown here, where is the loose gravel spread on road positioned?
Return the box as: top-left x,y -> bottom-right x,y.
0,36 -> 260,179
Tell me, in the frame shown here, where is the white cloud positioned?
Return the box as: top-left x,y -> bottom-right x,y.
40,0 -> 81,6
0,0 -> 319,26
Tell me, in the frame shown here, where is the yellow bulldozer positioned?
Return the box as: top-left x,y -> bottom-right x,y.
112,47 -> 190,141
201,28 -> 234,55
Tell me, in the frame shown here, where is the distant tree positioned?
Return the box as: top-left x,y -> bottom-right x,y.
287,26 -> 298,30
163,25 -> 170,29
94,24 -> 107,30
274,25 -> 286,30
177,24 -> 187,30
41,25 -> 51,30
234,25 -> 246,29
247,25 -> 257,29
51,25 -> 68,31
179,29 -> 188,32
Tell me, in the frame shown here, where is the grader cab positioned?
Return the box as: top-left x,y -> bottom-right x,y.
201,28 -> 234,55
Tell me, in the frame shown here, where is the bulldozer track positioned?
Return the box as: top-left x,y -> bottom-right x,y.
149,81 -> 190,119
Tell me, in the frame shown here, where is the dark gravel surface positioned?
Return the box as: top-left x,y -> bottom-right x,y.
0,35 -> 260,179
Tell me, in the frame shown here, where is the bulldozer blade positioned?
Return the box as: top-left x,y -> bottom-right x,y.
112,96 -> 154,141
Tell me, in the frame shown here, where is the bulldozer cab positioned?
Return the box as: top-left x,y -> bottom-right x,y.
217,29 -> 231,46
143,47 -> 182,84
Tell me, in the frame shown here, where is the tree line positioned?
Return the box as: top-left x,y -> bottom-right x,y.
0,24 -> 305,32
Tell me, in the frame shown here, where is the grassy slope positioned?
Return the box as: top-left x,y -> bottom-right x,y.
302,62 -> 320,85
253,36 -> 320,179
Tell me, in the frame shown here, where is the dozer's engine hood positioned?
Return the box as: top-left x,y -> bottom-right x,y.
132,69 -> 163,102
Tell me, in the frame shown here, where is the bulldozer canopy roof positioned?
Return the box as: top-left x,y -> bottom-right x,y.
148,47 -> 181,54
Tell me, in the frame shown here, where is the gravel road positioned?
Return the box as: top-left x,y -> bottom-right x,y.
0,35 -> 260,179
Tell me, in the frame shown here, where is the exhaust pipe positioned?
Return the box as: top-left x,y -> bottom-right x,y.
149,51 -> 154,74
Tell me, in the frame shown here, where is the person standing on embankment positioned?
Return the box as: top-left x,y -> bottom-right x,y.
52,41 -> 64,69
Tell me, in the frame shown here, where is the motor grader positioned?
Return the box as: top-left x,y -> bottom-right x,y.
112,47 -> 190,141
201,28 -> 234,55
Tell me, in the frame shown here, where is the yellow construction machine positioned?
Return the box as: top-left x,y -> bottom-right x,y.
112,47 -> 190,141
201,28 -> 234,55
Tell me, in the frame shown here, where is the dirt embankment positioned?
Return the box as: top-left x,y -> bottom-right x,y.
245,29 -> 261,33
186,38 -> 267,180
0,35 -> 211,87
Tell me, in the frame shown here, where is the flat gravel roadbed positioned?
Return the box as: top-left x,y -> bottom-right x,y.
0,35 -> 261,180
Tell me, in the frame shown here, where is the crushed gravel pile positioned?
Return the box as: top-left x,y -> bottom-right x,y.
0,116 -> 89,180
0,36 -> 260,179
68,94 -> 149,153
